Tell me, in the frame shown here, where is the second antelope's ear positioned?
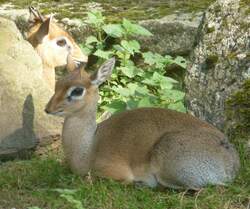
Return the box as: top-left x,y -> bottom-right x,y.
91,58 -> 115,86
66,53 -> 87,72
28,6 -> 45,25
36,15 -> 53,42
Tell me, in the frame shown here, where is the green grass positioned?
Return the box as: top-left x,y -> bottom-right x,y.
0,144 -> 249,209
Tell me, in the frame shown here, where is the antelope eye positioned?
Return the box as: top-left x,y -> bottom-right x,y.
56,38 -> 67,47
70,87 -> 84,97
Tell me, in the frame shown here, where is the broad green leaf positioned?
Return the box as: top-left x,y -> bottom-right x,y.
102,24 -> 124,38
161,90 -> 185,101
118,66 -> 137,78
103,100 -> 127,113
113,44 -> 125,52
79,45 -> 92,56
93,49 -> 113,59
60,194 -> 84,209
86,11 -> 105,26
127,83 -> 138,94
122,18 -> 153,36
160,79 -> 173,90
138,97 -> 154,107
173,56 -> 187,69
135,85 -> 150,95
28,207 -> 42,209
142,78 -> 157,86
120,40 -> 133,55
112,86 -> 131,97
85,36 -> 99,45
142,52 -> 156,65
127,99 -> 138,109
168,101 -> 187,112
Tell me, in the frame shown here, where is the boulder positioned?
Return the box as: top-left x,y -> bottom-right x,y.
184,0 -> 249,141
0,17 -> 61,160
139,12 -> 203,56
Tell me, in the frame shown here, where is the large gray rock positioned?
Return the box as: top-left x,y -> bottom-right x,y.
0,17 -> 61,159
0,6 -> 29,37
139,12 -> 203,56
185,0 -> 250,132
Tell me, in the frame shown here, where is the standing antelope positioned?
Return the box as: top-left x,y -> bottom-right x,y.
45,58 -> 240,190
27,6 -> 88,89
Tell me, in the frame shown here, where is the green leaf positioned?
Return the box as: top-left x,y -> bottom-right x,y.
122,18 -> 153,36
112,86 -> 131,97
93,49 -> 113,59
161,90 -> 185,101
138,97 -> 154,107
60,194 -> 84,209
173,56 -> 187,69
102,24 -> 124,38
103,100 -> 127,113
118,66 -> 138,78
79,44 -> 93,56
85,36 -> 99,45
142,52 -> 156,65
28,207 -> 42,209
86,10 -> 105,26
113,44 -> 125,52
120,40 -> 140,55
168,101 -> 187,113
126,99 -> 138,109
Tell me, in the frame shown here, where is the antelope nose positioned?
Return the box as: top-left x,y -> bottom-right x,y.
44,108 -> 50,114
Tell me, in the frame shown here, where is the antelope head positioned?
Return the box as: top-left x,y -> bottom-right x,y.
27,6 -> 88,71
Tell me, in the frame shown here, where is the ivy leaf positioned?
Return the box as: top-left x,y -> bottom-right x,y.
103,100 -> 127,113
168,101 -> 187,113
93,49 -> 113,59
102,24 -> 124,38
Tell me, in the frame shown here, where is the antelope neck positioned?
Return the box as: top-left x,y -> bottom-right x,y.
62,105 -> 98,176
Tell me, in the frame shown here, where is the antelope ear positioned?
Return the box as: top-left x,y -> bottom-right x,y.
36,15 -> 53,42
91,58 -> 115,86
28,6 -> 45,24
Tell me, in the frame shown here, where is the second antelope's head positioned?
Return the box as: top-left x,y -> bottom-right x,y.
27,6 -> 88,70
45,58 -> 115,117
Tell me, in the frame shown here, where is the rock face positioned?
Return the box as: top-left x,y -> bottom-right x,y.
139,13 -> 203,56
0,17 -> 61,160
185,0 -> 250,133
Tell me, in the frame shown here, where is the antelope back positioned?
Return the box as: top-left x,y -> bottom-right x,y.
27,6 -> 87,70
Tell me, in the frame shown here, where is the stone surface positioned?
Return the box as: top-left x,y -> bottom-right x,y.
185,0 -> 250,133
0,7 -> 29,36
139,12 -> 203,56
0,17 -> 61,160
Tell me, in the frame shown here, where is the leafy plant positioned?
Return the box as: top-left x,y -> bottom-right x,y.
81,11 -> 187,115
54,189 -> 84,209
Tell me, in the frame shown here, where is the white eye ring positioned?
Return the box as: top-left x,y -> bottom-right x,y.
67,86 -> 85,101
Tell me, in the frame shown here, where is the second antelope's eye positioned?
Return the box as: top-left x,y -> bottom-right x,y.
70,87 -> 84,97
56,38 -> 67,47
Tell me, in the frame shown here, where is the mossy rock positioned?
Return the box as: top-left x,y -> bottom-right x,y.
225,80 -> 250,147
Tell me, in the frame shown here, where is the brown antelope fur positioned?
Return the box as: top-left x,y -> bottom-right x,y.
45,58 -> 240,190
27,6 -> 88,89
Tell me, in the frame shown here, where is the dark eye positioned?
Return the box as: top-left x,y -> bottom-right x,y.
70,87 -> 84,97
56,38 -> 67,47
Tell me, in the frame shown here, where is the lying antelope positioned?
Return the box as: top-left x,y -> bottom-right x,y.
27,6 -> 87,89
45,58 -> 240,190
